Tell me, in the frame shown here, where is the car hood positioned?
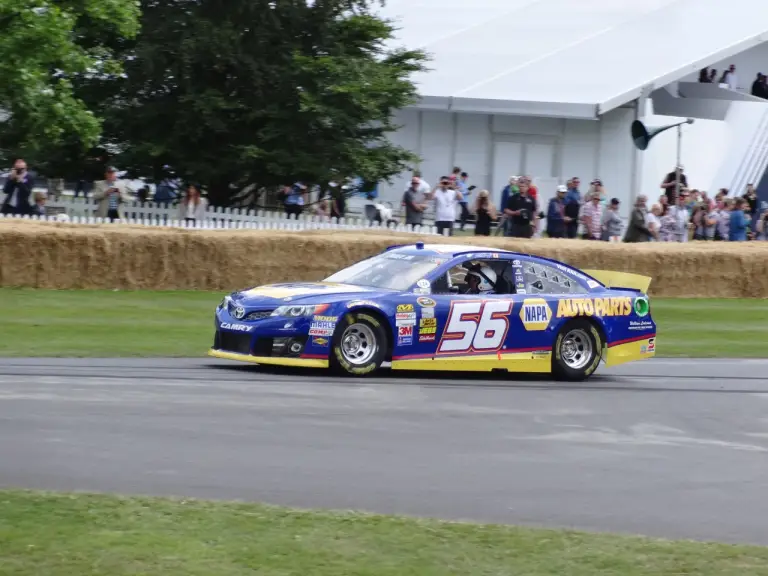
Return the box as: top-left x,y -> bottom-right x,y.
232,282 -> 391,307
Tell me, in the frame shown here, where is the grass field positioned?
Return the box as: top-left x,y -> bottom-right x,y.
1,490 -> 767,576
0,288 -> 765,357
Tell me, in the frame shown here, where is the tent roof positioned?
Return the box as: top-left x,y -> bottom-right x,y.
378,0 -> 768,119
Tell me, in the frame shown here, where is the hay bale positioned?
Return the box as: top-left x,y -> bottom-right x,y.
1,220 -> 767,297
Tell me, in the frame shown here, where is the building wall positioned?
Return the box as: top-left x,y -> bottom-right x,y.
383,107 -> 637,215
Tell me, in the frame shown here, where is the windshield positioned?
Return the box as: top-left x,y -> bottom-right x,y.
324,253 -> 447,291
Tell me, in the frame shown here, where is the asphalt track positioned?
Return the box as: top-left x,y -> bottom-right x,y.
1,357 -> 768,545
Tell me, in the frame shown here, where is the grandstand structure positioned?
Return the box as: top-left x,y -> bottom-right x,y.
376,0 -> 768,213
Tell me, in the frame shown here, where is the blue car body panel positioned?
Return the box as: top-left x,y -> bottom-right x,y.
209,244 -> 656,372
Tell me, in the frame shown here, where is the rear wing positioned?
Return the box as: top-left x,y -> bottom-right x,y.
582,269 -> 652,293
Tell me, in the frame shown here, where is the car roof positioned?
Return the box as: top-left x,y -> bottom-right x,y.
384,243 -> 602,286
386,243 -> 515,257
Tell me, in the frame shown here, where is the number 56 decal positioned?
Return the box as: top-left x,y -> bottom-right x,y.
437,300 -> 513,354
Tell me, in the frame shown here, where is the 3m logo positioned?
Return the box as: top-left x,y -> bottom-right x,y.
519,299 -> 552,331
398,325 -> 413,337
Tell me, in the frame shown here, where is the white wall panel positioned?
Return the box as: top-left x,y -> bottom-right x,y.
454,113 -> 492,192
596,107 -> 635,209
419,111 -> 454,185
491,141 -> 524,198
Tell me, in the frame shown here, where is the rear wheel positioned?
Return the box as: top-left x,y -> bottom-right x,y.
552,319 -> 602,381
330,312 -> 387,376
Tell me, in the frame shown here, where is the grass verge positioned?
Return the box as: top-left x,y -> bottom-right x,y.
1,490 -> 767,576
0,288 -> 765,357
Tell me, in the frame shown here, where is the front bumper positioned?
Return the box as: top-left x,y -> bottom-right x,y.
208,348 -> 329,368
210,307 -> 331,367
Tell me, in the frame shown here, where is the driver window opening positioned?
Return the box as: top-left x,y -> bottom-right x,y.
431,260 -> 515,295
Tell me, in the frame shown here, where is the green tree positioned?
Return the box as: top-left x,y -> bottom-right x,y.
0,0 -> 140,169
108,0 -> 428,206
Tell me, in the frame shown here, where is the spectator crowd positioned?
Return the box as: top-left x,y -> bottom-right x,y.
3,156 -> 767,242
401,165 -> 768,242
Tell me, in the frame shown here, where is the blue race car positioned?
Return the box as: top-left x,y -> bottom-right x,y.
209,243 -> 656,381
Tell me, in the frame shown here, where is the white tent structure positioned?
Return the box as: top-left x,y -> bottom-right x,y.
377,0 -> 768,213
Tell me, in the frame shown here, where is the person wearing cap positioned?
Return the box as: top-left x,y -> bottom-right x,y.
546,185 -> 569,238
92,166 -> 133,222
661,165 -> 687,204
586,179 -> 607,206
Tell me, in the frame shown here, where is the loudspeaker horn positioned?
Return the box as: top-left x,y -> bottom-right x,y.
630,118 -> 695,151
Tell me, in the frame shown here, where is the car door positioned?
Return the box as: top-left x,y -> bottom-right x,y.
428,257 -> 528,359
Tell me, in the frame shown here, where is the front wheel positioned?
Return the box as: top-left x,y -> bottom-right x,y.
330,312 -> 388,376
552,319 -> 603,381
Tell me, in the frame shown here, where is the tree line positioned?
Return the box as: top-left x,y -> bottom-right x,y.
0,0 -> 429,205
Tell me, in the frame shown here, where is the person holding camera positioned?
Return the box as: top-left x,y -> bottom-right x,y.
92,166 -> 133,222
1,159 -> 33,216
504,178 -> 536,238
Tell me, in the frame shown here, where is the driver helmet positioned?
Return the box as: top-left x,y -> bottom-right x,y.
467,266 -> 497,293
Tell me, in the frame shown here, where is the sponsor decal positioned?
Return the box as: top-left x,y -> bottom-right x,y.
512,259 -> 521,265
416,279 -> 430,289
347,300 -> 379,309
634,297 -> 649,317
628,320 -> 654,331
309,328 -> 334,336
556,297 -> 632,318
396,304 -> 414,313
648,337 -> 655,352
395,312 -> 417,324
282,322 -> 293,330
419,334 -> 436,343
220,323 -> 252,332
312,337 -> 329,346
420,317 -> 437,328
313,315 -> 338,322
310,320 -> 335,330
417,297 -> 436,308
421,307 -> 435,318
397,324 -> 413,346
554,263 -> 589,282
385,253 -> 414,260
532,350 -> 550,358
519,299 -> 552,331
233,306 -> 245,319
587,280 -> 600,289
492,253 -> 500,258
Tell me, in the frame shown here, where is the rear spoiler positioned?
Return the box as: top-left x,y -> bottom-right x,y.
582,269 -> 652,293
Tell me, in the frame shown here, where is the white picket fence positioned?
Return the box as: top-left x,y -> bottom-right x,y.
0,211 -> 444,235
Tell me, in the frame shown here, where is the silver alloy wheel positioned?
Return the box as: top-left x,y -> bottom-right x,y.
559,328 -> 593,370
340,322 -> 378,366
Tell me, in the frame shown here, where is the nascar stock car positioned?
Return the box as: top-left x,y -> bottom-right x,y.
209,243 -> 656,381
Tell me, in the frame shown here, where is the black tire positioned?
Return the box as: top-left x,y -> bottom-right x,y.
552,319 -> 603,381
330,311 -> 388,376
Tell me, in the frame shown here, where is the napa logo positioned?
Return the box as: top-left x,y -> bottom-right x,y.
519,298 -> 552,331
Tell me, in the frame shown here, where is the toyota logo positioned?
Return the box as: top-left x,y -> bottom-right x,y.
233,306 -> 245,319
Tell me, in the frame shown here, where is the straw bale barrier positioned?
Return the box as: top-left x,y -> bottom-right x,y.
1,220 -> 768,297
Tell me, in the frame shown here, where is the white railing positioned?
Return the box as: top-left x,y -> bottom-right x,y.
0,211 -> 443,235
